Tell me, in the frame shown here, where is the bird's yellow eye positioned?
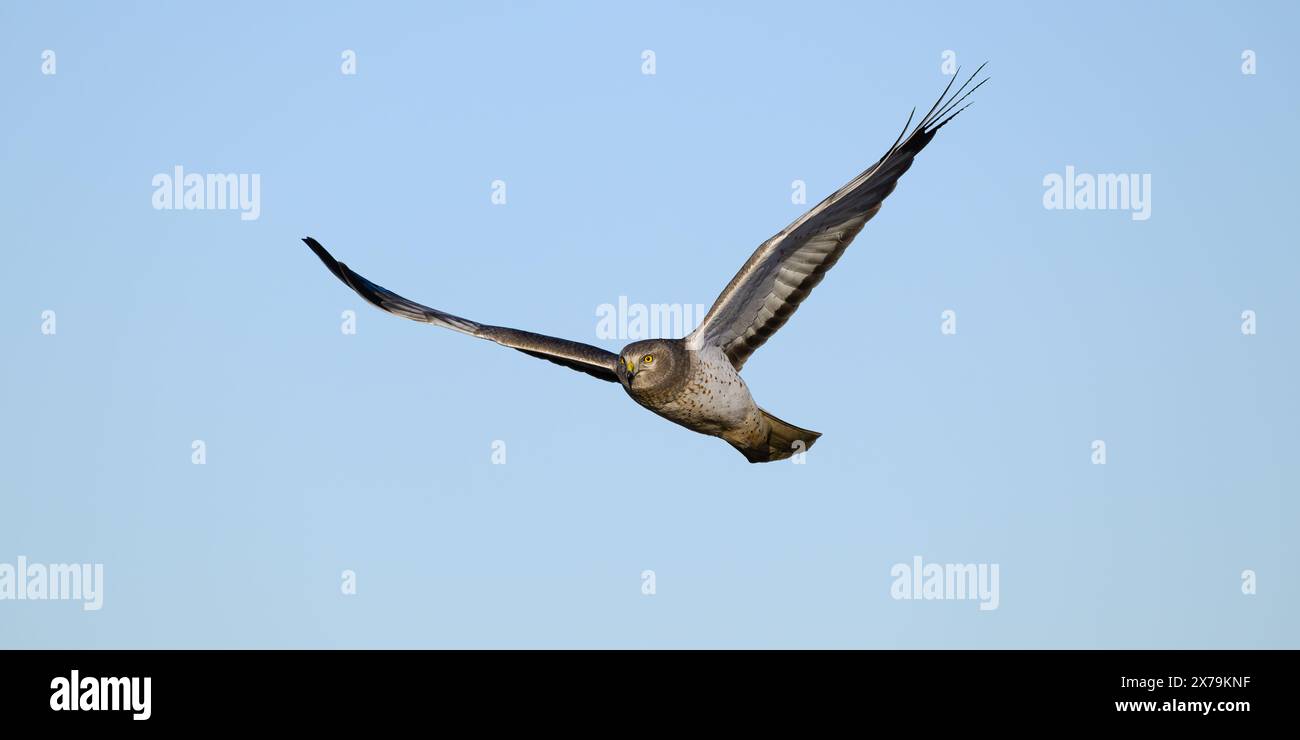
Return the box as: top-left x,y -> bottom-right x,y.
642,354 -> 654,364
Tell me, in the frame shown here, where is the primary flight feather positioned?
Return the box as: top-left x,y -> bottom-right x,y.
303,66 -> 987,462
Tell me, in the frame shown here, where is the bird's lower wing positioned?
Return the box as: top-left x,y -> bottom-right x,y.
686,65 -> 987,371
302,237 -> 621,383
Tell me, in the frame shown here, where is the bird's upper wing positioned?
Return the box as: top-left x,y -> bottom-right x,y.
685,65 -> 987,371
302,237 -> 621,383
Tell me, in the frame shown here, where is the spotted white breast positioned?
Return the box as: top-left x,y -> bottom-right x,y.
655,345 -> 763,439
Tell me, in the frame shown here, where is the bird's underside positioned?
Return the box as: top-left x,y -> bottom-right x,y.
301,65 -> 986,462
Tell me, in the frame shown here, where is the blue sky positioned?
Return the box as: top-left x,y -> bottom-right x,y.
1,1 -> 1295,647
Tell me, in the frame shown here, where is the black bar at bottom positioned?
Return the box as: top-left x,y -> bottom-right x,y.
0,649 -> 1288,726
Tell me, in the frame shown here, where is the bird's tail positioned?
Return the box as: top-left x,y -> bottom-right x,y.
735,408 -> 821,463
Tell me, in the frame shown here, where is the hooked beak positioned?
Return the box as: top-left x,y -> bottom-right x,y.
623,357 -> 637,381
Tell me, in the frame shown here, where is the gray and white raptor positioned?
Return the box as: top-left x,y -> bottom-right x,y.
302,66 -> 986,462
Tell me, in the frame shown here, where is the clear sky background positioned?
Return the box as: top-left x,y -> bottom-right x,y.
1,1 -> 1295,648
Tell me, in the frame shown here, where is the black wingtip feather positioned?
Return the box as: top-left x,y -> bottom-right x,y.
889,107 -> 917,152
921,62 -> 989,134
881,63 -> 987,161
302,236 -> 351,285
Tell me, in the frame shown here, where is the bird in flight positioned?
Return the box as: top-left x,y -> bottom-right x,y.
303,66 -> 986,462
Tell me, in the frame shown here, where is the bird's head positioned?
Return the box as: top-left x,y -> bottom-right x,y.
617,339 -> 682,391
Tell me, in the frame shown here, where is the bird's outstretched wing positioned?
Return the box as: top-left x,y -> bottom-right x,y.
685,64 -> 987,371
302,237 -> 621,383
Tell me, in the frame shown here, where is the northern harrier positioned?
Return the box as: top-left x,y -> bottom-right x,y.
303,66 -> 986,462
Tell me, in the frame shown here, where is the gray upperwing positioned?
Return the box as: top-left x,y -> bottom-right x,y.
686,65 -> 987,371
302,237 -> 621,383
